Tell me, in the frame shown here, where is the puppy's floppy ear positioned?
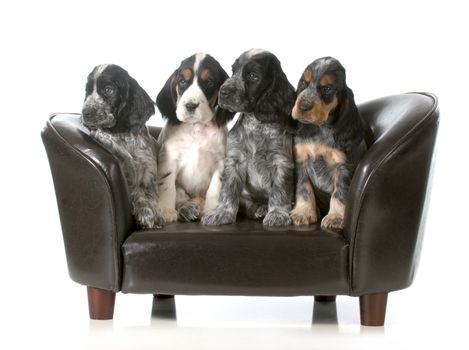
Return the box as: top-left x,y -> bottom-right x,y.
214,106 -> 236,127
130,78 -> 155,124
214,69 -> 236,126
156,70 -> 180,125
254,56 -> 296,122
115,73 -> 155,130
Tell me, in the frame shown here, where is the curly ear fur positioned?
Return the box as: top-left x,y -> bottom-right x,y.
127,76 -> 155,127
113,72 -> 155,132
254,57 -> 296,123
156,70 -> 180,125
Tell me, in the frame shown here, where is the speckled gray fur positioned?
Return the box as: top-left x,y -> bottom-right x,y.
202,113 -> 294,227
91,128 -> 165,229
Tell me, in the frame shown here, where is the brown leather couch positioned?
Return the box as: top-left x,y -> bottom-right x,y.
41,92 -> 439,326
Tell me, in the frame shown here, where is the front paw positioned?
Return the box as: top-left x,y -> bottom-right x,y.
321,213 -> 344,230
159,207 -> 178,224
245,203 -> 268,220
290,207 -> 318,226
254,204 -> 268,219
263,209 -> 291,227
201,209 -> 236,226
135,206 -> 165,229
178,201 -> 200,222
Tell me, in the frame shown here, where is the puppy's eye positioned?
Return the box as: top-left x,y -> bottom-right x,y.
321,86 -> 333,95
178,78 -> 188,87
247,72 -> 259,82
104,85 -> 116,96
206,79 -> 215,88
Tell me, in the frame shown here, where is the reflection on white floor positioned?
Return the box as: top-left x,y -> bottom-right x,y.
3,278 -> 467,350
77,291 -> 451,350
86,296 -> 390,350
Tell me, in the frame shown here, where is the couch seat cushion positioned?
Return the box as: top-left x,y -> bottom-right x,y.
121,218 -> 350,296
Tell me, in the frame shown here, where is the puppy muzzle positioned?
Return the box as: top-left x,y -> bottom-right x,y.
218,77 -> 246,112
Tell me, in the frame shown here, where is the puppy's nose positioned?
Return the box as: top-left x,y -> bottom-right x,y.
299,100 -> 313,112
219,86 -> 234,98
82,108 -> 93,120
185,102 -> 199,112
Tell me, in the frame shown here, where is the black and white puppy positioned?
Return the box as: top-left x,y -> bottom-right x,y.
201,49 -> 296,227
156,53 -> 235,222
290,57 -> 368,229
81,64 -> 164,229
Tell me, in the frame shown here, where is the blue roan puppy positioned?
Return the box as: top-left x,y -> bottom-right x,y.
81,64 -> 164,229
289,57 -> 368,229
201,49 -> 296,227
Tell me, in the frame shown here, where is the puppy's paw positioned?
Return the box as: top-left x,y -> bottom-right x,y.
290,207 -> 318,226
321,214 -> 344,230
254,204 -> 268,219
153,209 -> 166,229
135,206 -> 165,229
245,203 -> 268,220
201,209 -> 236,226
263,209 -> 291,227
178,201 -> 200,222
159,207 -> 178,224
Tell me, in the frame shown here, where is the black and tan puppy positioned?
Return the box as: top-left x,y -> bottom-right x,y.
289,57 -> 368,229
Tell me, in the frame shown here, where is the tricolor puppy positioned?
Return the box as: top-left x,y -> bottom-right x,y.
201,49 -> 296,227
156,53 -> 235,222
290,57 -> 368,229
81,64 -> 164,229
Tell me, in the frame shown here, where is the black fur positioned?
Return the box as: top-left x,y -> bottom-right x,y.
81,64 -> 164,229
82,65 -> 154,133
156,54 -> 234,126
201,49 -> 296,227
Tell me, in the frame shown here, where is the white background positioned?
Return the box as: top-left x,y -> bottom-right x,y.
0,0 -> 467,349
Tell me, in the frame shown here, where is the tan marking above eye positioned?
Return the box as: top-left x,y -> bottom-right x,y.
303,69 -> 313,82
200,68 -> 211,81
319,74 -> 334,85
293,142 -> 346,166
182,68 -> 192,81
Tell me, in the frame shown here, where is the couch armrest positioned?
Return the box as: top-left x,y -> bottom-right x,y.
42,113 -> 136,291
344,93 -> 439,296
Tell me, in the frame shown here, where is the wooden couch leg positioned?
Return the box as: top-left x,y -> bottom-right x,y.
314,295 -> 336,302
359,292 -> 388,326
153,294 -> 174,299
87,287 -> 116,320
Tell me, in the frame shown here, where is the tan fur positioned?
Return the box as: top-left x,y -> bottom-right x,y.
292,95 -> 338,125
200,68 -> 210,81
294,143 -> 346,166
303,69 -> 313,82
290,180 -> 318,226
319,74 -> 334,85
321,197 -> 345,229
182,68 -> 192,81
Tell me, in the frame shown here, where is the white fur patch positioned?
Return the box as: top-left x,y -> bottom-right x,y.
176,53 -> 214,124
193,53 -> 206,72
246,48 -> 267,58
84,64 -> 109,106
158,121 -> 227,203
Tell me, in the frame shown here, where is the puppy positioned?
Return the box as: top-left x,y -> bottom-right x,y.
81,64 -> 164,229
290,57 -> 368,229
201,49 -> 296,227
156,53 -> 235,222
